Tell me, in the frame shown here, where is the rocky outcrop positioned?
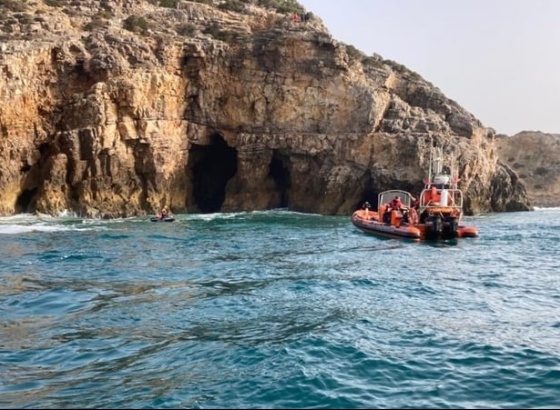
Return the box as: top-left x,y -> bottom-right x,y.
496,131 -> 560,207
0,0 -> 531,217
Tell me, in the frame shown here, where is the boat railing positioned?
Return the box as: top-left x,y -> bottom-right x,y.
419,187 -> 462,206
417,187 -> 464,218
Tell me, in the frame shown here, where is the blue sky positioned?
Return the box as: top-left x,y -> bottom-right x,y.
297,0 -> 560,135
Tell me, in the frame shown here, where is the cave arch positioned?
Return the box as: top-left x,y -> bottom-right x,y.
16,188 -> 38,214
188,134 -> 237,213
269,150 -> 290,208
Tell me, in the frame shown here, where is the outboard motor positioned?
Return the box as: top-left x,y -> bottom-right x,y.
426,215 -> 443,240
442,216 -> 459,239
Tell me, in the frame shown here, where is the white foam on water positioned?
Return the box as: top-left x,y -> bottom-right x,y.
187,211 -> 248,221
0,213 -> 111,235
0,223 -> 74,235
533,206 -> 560,211
186,209 -> 323,222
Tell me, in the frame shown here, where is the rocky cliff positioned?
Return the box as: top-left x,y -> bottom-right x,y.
0,0 -> 531,217
496,131 -> 560,208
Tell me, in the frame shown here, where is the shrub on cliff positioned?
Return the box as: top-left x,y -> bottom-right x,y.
0,0 -> 28,12
123,15 -> 151,35
259,0 -> 303,13
217,0 -> 304,14
203,23 -> 239,43
217,0 -> 247,13
158,0 -> 179,8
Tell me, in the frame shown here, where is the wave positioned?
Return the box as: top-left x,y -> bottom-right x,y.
0,224 -> 79,235
185,209 -> 324,222
0,213 -> 115,235
0,223 -> 111,235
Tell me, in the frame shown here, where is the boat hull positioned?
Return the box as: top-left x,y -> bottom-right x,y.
351,209 -> 478,241
351,211 -> 421,241
457,225 -> 478,238
150,216 -> 175,222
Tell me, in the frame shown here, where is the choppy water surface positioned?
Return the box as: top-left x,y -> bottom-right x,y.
1,209 -> 559,409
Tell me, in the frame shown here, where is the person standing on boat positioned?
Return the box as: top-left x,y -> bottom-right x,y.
362,201 -> 372,220
411,194 -> 419,209
383,196 -> 402,224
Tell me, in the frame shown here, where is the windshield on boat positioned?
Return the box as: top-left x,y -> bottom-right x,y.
377,190 -> 413,209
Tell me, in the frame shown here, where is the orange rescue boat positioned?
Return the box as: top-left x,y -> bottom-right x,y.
351,149 -> 478,241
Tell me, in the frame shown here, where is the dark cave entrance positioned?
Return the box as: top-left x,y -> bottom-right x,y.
269,151 -> 290,208
357,188 -> 378,210
15,188 -> 38,213
189,134 -> 237,213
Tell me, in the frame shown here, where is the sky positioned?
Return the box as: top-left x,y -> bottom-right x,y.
297,0 -> 560,135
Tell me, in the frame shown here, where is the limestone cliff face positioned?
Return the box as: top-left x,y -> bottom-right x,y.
496,131 -> 560,208
0,0 -> 530,217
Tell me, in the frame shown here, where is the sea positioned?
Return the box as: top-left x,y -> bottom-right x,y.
1,208 -> 559,409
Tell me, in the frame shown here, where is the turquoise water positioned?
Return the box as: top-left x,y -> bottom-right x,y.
1,209 -> 559,409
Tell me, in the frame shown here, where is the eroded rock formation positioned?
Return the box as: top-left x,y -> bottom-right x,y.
496,131 -> 560,208
0,0 -> 531,217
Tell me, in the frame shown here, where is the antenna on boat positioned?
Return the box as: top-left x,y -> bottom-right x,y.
450,165 -> 460,189
446,147 -> 460,189
427,138 -> 433,188
434,149 -> 442,176
428,145 -> 444,187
